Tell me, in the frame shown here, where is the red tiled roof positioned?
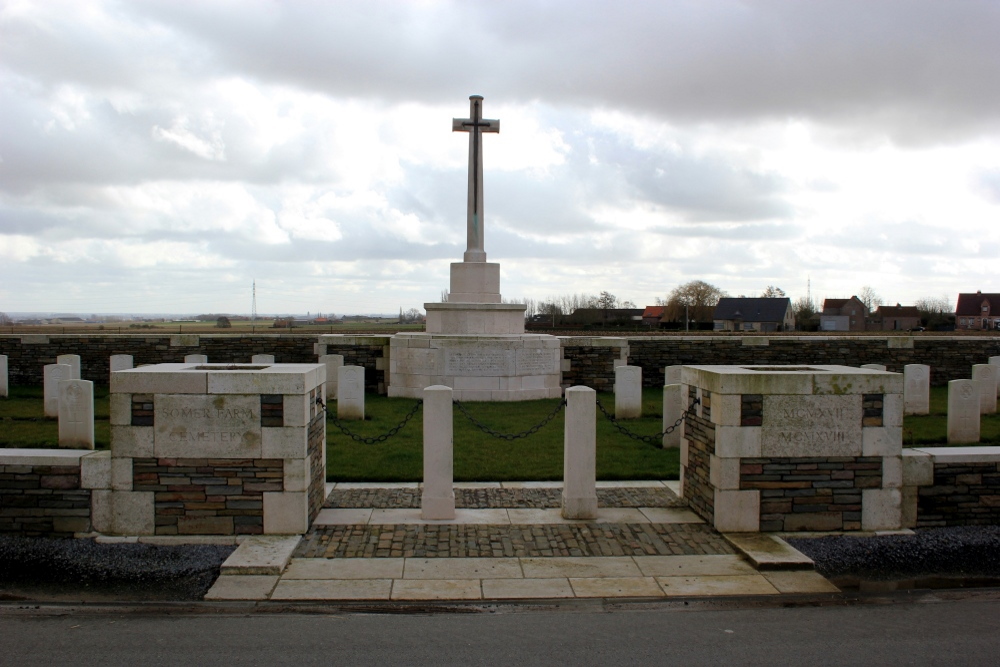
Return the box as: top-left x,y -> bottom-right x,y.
642,306 -> 665,318
955,293 -> 1000,317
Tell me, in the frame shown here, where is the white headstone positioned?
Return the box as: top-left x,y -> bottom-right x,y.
251,354 -> 275,364
947,379 -> 980,444
57,354 -> 81,380
43,363 -> 72,417
563,386 -> 598,520
861,364 -> 887,371
972,364 -> 998,415
0,354 -> 7,398
421,385 -> 455,520
110,354 -> 133,383
662,384 -> 682,448
337,365 -> 365,420
320,354 -> 344,401
614,365 -> 642,419
903,364 -> 930,416
991,356 -> 1000,398
184,354 -> 208,363
58,379 -> 95,449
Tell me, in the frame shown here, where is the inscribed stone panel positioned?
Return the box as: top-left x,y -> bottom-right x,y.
761,394 -> 862,457
153,394 -> 261,458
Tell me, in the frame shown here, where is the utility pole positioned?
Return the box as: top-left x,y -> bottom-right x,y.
251,280 -> 257,333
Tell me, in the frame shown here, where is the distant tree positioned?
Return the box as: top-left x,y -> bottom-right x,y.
216,316 -> 232,328
620,300 -> 637,309
793,297 -> 818,331
859,286 -> 882,311
597,291 -> 618,310
760,285 -> 786,298
399,308 -> 424,323
0,312 -> 12,326
914,295 -> 953,329
663,280 -> 727,324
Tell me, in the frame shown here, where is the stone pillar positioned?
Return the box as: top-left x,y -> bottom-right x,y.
0,354 -> 7,398
662,384 -> 682,448
563,386 -> 598,520
990,356 -> 1000,398
57,354 -> 81,380
972,364 -> 997,415
421,385 -> 456,520
58,380 -> 95,449
337,365 -> 365,420
251,354 -> 275,364
903,364 -> 930,416
184,354 -> 208,363
947,379 -> 980,444
110,355 -> 133,383
861,364 -> 887,371
664,365 -> 683,386
320,354 -> 344,401
43,363 -> 72,418
614,365 -> 642,419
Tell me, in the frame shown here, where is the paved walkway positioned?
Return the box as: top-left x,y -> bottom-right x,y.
206,482 -> 840,602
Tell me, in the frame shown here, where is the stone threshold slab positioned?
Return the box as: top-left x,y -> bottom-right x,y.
723,534 -> 814,571
221,536 -> 302,576
312,507 -> 703,526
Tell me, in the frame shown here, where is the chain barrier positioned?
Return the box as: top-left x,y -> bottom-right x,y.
594,396 -> 701,446
453,398 -> 567,441
316,397 -> 422,445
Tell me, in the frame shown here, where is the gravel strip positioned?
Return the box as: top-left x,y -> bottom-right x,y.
0,536 -> 236,601
788,526 -> 1000,580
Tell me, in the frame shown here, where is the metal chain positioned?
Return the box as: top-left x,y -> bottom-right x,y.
316,397 -> 422,445
453,398 -> 567,441
595,396 -> 701,445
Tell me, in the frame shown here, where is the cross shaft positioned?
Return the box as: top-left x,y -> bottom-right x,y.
453,95 -> 499,263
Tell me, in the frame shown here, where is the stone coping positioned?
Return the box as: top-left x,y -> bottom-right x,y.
423,303 -> 528,312
110,361 -> 324,394
910,446 -> 1000,463
0,448 -> 97,465
682,364 -> 904,395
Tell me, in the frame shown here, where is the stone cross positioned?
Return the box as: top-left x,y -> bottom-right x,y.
453,95 -> 499,263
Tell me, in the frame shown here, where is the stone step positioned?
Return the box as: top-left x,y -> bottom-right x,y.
723,533 -> 815,571
221,535 -> 302,576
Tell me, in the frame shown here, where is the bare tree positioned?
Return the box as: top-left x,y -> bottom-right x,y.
760,285 -> 786,298
663,280 -> 727,324
793,297 -> 818,330
859,286 -> 882,311
0,312 -> 12,326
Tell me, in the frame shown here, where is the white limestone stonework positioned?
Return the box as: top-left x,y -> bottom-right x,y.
664,365 -> 683,386
861,364 -> 886,371
252,355 -> 276,364
562,386 -> 598,520
947,379 -> 981,444
680,365 -> 904,533
98,362 -> 327,536
319,354 -> 344,400
662,384 -> 682,448
337,366 -> 365,420
43,363 -> 72,417
0,354 -> 7,398
991,356 -> 1000,398
615,365 -> 642,419
57,354 -> 81,380
58,379 -> 95,449
388,333 -> 562,402
972,364 -> 997,415
184,354 -> 208,363
903,364 -> 930,415
421,385 -> 456,520
110,355 -> 134,381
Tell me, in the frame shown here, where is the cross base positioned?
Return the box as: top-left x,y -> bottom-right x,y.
463,250 -> 487,262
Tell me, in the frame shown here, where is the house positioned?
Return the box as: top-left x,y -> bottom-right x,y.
955,291 -> 1000,331
870,304 -> 921,331
641,306 -> 665,327
713,297 -> 795,332
819,297 -> 868,332
565,308 -> 644,326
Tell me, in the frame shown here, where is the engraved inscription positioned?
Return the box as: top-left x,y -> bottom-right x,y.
516,349 -> 557,375
445,348 -> 514,376
761,395 -> 862,457
154,394 -> 261,457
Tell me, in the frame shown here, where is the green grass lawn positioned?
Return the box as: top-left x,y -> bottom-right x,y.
2,385 -> 998,481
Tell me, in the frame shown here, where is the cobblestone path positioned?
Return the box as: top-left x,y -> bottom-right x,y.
325,486 -> 686,510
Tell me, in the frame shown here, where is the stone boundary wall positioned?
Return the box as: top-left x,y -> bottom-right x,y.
903,447 -> 1000,527
3,334 -> 998,390
0,450 -> 92,537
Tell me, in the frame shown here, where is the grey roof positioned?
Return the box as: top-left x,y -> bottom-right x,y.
713,297 -> 791,322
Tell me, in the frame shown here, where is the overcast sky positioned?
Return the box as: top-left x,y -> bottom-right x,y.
2,0 -> 999,316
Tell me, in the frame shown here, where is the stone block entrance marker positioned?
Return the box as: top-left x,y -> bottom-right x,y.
563,386 -> 598,520
972,364 -> 997,415
903,364 -> 930,415
338,366 -> 365,420
615,365 -> 642,419
947,379 -> 980,444
422,385 -> 456,520
58,379 -> 94,449
44,363 -> 71,417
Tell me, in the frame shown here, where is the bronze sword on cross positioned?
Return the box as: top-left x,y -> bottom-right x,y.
452,95 -> 499,263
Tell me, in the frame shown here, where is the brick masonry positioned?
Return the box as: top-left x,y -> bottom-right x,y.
0,464 -> 91,537
307,411 -> 325,522
133,457 -> 284,535
683,386 -> 716,523
741,457 -> 883,531
917,462 -> 1000,527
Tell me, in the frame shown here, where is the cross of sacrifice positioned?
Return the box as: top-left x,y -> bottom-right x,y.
453,95 -> 499,263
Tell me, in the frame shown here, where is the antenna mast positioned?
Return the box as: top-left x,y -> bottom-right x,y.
252,280 -> 257,329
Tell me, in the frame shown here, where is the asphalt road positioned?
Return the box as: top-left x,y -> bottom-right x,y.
2,593 -> 999,666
